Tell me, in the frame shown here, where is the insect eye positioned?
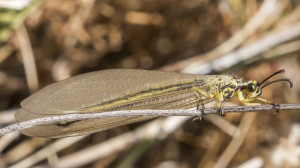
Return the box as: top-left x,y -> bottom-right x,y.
247,83 -> 256,92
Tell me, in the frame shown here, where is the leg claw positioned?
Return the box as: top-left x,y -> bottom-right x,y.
218,108 -> 226,117
272,103 -> 280,114
193,102 -> 206,121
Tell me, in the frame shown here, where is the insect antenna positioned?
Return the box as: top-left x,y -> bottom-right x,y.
261,78 -> 293,89
260,69 -> 285,85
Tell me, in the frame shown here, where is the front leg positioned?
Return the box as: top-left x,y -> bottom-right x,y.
256,97 -> 273,104
238,92 -> 280,113
256,97 -> 280,113
237,91 -> 273,106
238,91 -> 261,106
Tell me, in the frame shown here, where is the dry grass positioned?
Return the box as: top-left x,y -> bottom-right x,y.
0,0 -> 300,167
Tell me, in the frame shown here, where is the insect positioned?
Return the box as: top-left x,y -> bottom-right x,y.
15,69 -> 292,138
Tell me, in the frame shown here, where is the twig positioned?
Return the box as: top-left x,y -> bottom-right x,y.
183,22 -> 300,74
53,116 -> 188,168
9,136 -> 87,168
0,132 -> 20,153
160,0 -> 279,72
10,116 -> 188,168
214,112 -> 256,168
205,115 -> 240,137
0,109 -> 17,124
16,23 -> 39,92
1,103 -> 299,137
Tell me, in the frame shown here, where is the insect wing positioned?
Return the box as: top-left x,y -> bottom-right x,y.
15,69 -> 231,137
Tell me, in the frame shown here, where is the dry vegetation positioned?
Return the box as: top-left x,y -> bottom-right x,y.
0,0 -> 300,168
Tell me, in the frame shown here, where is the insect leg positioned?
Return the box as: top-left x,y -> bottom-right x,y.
215,89 -> 225,116
193,87 -> 209,119
238,92 -> 280,113
237,91 -> 261,106
256,98 -> 280,113
193,101 -> 206,121
256,97 -> 273,104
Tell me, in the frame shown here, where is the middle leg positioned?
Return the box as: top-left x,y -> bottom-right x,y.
193,87 -> 210,119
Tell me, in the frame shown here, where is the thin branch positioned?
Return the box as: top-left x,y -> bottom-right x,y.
214,112 -> 256,168
16,23 -> 39,92
182,22 -> 300,74
0,103 -> 299,137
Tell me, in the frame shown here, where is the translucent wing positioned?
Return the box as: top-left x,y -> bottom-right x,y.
15,69 -> 231,138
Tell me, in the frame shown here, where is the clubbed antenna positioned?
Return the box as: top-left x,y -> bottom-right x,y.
260,69 -> 285,85
261,78 -> 293,89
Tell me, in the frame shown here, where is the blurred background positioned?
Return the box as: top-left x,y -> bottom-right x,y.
0,0 -> 300,167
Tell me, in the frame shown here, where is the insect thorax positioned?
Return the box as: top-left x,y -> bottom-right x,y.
221,78 -> 239,99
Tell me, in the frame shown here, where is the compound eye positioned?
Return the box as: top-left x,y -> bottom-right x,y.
247,83 -> 256,92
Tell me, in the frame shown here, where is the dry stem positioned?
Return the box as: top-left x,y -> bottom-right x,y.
0,103 -> 299,137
